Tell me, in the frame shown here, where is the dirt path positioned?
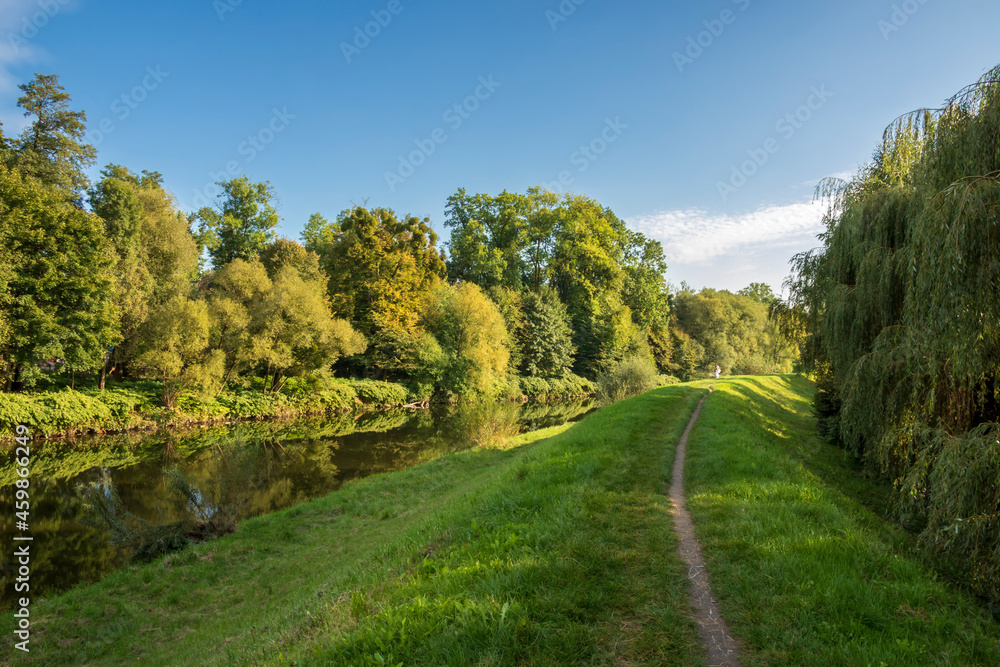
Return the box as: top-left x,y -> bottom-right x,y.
670,395 -> 742,667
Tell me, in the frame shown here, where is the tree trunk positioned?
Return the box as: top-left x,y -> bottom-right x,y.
99,352 -> 112,392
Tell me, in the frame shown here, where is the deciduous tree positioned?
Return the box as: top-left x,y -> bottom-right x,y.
194,176 -> 280,268
0,166 -> 118,389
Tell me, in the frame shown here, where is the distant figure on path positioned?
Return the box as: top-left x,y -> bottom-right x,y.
714,364 -> 721,379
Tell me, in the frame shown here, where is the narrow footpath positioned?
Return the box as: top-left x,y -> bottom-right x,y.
670,394 -> 742,667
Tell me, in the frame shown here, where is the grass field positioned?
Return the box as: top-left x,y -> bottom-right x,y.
4,375 -> 999,666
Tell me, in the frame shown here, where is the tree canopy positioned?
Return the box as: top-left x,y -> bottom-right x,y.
785,66 -> 1000,604
7,73 -> 97,204
194,176 -> 280,268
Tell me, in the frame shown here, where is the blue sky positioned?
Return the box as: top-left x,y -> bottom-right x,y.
3,0 -> 1000,293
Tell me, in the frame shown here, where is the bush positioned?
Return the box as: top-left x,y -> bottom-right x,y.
596,356 -> 659,404
400,379 -> 435,404
346,380 -> 408,407
517,374 -> 594,400
312,382 -> 357,411
175,393 -> 230,419
0,390 -> 114,437
658,375 -> 681,386
217,391 -> 292,418
732,354 -> 783,376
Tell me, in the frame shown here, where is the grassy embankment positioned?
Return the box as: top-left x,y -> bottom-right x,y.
685,375 -> 1000,665
4,375 -> 1000,665
2,385 -> 705,665
0,375 -> 595,443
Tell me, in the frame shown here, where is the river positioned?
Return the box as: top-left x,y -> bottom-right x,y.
0,400 -> 593,607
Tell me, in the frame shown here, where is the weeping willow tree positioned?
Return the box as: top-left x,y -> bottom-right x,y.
789,66 -> 1000,605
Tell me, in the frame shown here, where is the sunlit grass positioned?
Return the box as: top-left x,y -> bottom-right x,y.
9,374 -> 995,665
686,375 -> 1000,666
2,386 -> 706,666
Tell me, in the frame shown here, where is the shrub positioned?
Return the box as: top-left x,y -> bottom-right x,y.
313,382 -> 357,411
732,354 -> 782,376
346,380 -> 408,407
217,391 -> 293,418
596,356 -> 659,404
90,389 -> 155,420
518,374 -> 594,400
175,393 -> 230,419
658,375 -> 681,386
0,390 -> 114,437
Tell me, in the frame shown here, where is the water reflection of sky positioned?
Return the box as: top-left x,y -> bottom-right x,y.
0,400 -> 593,607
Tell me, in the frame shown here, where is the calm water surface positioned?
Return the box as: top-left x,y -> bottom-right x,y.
0,401 -> 593,607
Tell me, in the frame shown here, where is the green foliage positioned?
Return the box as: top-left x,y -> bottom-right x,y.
259,237 -> 324,282
217,390 -> 292,418
304,206 -> 445,378
134,296 -> 224,408
6,73 -> 96,202
595,356 -> 660,404
346,380 -> 409,407
486,286 -> 525,372
208,256 -> 366,394
517,373 -> 594,400
89,165 -> 199,379
194,176 -> 280,268
257,265 -> 367,392
0,389 -> 112,437
731,353 -> 782,376
0,165 -> 119,388
423,281 -> 510,396
737,282 -> 777,304
519,286 -> 575,377
444,188 -> 670,378
673,288 -> 798,376
788,66 -> 1000,604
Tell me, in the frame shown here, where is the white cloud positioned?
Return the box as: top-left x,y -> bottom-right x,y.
800,169 -> 856,188
628,200 -> 826,267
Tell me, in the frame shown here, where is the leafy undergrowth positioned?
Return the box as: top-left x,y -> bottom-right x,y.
685,375 -> 1000,666
0,379 -> 408,443
1,386 -> 705,666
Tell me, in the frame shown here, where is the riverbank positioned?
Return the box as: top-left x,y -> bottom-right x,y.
5,376 -> 999,665
0,375 -> 595,444
2,383 -> 703,665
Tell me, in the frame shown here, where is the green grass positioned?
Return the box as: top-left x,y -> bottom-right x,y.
8,374 -> 998,666
685,375 -> 1000,666
2,386 -> 706,666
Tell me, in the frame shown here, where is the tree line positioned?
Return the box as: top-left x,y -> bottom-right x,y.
0,73 -> 799,406
785,66 -> 1000,605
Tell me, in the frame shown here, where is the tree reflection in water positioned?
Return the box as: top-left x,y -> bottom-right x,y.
0,399 -> 593,608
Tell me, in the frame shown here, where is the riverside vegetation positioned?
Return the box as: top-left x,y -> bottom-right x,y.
1,73 -> 800,446
783,65 -> 1000,608
3,376 -> 999,665
4,61 -> 1000,665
